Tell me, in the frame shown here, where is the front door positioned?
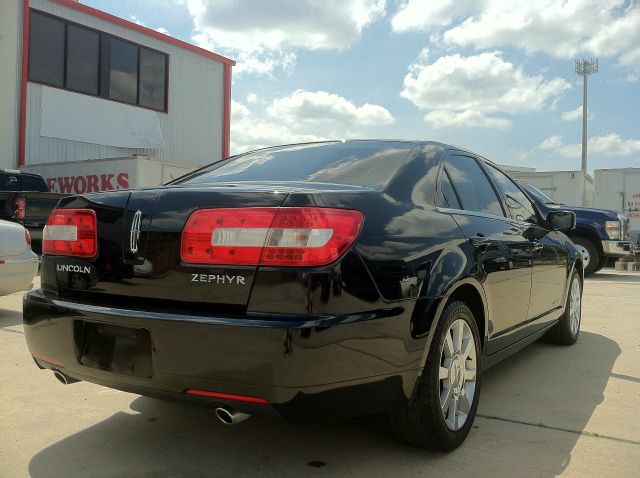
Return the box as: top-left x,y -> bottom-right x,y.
439,154 -> 533,354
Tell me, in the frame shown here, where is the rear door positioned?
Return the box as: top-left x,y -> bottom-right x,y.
439,154 -> 533,353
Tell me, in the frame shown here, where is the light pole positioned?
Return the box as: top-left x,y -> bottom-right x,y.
575,58 -> 598,173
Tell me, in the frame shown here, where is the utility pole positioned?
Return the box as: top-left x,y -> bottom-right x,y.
575,58 -> 598,173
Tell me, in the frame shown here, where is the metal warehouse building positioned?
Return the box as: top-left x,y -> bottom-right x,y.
0,0 -> 234,193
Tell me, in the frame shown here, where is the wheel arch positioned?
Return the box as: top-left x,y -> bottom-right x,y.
411,277 -> 489,399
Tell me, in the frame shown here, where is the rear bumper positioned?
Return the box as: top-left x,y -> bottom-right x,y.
23,289 -> 421,423
601,240 -> 633,258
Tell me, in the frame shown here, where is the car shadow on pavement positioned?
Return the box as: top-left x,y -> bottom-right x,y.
28,331 -> 621,477
0,308 -> 24,330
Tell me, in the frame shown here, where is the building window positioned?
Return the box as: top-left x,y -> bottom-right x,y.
108,38 -> 138,104
28,12 -> 65,87
139,48 -> 166,111
66,24 -> 100,95
28,9 -> 168,112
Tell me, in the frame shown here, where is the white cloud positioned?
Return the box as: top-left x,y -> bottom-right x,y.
401,50 -> 570,128
539,133 -> 640,158
230,89 -> 394,154
540,135 -> 565,150
155,27 -> 170,35
268,89 -> 394,126
391,0 -> 484,31
561,106 -> 593,121
230,117 -> 325,154
392,1 -> 640,79
231,100 -> 250,120
423,110 -> 511,129
188,0 -> 386,76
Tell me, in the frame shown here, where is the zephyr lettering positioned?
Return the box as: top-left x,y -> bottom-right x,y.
57,264 -> 91,274
190,273 -> 246,285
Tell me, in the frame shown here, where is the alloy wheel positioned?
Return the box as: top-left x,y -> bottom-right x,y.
439,318 -> 477,431
569,276 -> 581,335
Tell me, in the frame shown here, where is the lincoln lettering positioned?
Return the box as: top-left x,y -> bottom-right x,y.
57,264 -> 91,274
191,274 -> 246,285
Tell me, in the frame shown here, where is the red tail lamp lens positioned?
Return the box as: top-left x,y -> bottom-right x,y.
43,209 -> 97,258
181,207 -> 363,267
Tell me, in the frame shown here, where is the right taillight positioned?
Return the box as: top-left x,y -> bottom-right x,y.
43,208 -> 97,258
181,207 -> 363,267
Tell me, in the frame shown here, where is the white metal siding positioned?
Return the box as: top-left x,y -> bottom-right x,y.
0,0 -> 23,169
26,0 -> 224,167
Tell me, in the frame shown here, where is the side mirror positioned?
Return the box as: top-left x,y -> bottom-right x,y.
547,210 -> 576,231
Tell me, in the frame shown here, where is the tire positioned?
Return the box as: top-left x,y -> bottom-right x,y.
390,301 -> 481,450
595,254 -> 607,272
570,237 -> 598,276
546,270 -> 582,345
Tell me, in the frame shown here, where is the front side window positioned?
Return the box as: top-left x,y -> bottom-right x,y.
486,164 -> 537,223
445,156 -> 504,217
29,12 -> 65,87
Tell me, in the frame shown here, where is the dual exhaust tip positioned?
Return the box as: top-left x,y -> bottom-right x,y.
214,407 -> 251,425
53,370 -> 250,425
53,370 -> 80,385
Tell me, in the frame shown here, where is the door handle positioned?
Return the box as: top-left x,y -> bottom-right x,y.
532,241 -> 544,252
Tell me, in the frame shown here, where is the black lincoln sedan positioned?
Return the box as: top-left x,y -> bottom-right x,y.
24,140 -> 583,449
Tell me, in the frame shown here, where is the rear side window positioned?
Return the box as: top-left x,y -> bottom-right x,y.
178,142 -> 416,189
445,156 -> 504,217
438,169 -> 462,209
21,175 -> 48,192
485,164 -> 537,223
0,174 -> 21,191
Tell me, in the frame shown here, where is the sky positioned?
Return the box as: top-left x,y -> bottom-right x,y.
83,0 -> 640,173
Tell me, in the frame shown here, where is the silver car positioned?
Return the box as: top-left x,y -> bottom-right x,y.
0,219 -> 39,296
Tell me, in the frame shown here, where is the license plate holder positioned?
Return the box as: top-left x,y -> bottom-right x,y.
74,321 -> 153,378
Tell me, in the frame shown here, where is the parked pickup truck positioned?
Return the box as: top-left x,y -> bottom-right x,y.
0,169 -> 66,253
520,182 -> 632,275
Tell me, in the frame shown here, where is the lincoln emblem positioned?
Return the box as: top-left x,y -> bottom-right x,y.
130,210 -> 143,254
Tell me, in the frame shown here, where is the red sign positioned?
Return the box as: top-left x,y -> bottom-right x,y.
46,173 -> 129,194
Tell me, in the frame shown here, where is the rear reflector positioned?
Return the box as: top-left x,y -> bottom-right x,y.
181,207 -> 363,267
185,389 -> 269,404
14,198 -> 25,218
43,209 -> 97,258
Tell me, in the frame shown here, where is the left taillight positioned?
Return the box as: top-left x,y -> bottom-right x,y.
25,228 -> 31,247
181,207 -> 364,267
43,208 -> 97,258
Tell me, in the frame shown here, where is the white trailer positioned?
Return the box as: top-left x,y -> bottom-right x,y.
594,168 -> 640,243
22,156 -> 196,194
509,170 -> 594,207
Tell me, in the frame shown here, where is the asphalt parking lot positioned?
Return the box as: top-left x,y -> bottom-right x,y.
1,272 -> 639,477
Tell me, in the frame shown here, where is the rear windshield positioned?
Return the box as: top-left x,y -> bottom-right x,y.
0,173 -> 21,191
21,175 -> 48,191
176,141 -> 416,189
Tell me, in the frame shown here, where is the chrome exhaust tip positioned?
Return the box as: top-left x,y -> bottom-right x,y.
215,407 -> 251,425
53,370 -> 80,385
